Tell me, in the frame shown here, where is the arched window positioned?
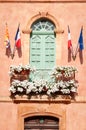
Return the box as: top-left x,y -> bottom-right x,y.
30,19 -> 56,70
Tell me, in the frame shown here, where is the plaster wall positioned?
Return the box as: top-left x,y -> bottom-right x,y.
0,1 -> 86,130
0,102 -> 86,130
0,2 -> 86,96
0,102 -> 17,130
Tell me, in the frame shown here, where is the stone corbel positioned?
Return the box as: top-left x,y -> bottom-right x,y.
54,28 -> 64,34
39,11 -> 48,17
22,28 -> 32,34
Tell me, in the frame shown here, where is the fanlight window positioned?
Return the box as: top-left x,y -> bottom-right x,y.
31,19 -> 55,31
30,19 -> 56,70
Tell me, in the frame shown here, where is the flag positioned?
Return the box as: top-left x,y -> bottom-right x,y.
67,26 -> 75,61
4,23 -> 11,57
68,25 -> 72,49
4,23 -> 10,48
12,24 -> 22,59
78,26 -> 84,50
15,24 -> 21,48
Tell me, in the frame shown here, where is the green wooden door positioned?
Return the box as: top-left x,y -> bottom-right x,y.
30,31 -> 56,70
30,19 -> 56,80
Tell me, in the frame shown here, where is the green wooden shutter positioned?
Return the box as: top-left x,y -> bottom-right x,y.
30,32 -> 55,70
30,35 -> 42,69
30,19 -> 56,80
30,19 -> 56,72
45,35 -> 55,69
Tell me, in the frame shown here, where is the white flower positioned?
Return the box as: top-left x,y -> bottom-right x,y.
50,84 -> 59,93
71,87 -> 77,93
38,86 -> 43,92
61,89 -> 70,94
9,64 -> 36,76
9,65 -> 78,96
26,88 -> 32,94
47,89 -> 52,95
17,87 -> 23,92
51,66 -> 77,78
9,86 -> 16,93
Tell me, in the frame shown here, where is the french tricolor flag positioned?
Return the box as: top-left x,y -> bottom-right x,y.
15,25 -> 21,48
68,25 -> 72,49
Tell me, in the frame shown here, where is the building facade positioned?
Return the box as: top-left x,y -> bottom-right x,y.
0,0 -> 86,130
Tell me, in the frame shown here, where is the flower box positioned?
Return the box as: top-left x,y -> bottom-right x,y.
11,74 -> 29,81
9,65 -> 78,99
51,66 -> 77,81
9,64 -> 35,82
14,69 -> 30,75
56,72 -> 75,82
10,70 -> 30,82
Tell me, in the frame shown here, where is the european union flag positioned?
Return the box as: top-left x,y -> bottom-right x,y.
78,26 -> 84,50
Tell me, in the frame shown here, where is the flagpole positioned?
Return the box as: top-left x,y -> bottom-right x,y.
70,45 -> 74,58
11,44 -> 16,59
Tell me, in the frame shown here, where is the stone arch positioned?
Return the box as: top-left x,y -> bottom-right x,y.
22,112 -> 62,120
18,106 -> 66,130
23,112 -> 61,130
22,12 -> 64,34
24,112 -> 60,130
22,12 -> 64,64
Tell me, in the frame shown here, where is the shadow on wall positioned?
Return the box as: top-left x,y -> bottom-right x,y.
79,50 -> 83,64
17,47 -> 22,58
5,47 -> 22,59
68,49 -> 83,64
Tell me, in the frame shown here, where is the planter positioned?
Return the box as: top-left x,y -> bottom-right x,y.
10,69 -> 30,82
14,69 -> 30,75
11,74 -> 29,82
56,72 -> 75,82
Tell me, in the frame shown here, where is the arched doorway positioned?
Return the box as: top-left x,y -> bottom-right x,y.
24,115 -> 59,130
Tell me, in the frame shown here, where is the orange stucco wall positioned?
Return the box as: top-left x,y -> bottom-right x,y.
0,103 -> 18,130
0,0 -> 86,130
0,1 -> 86,96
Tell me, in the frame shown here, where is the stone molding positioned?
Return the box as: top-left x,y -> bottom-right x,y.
0,96 -> 86,103
22,12 -> 64,34
0,0 -> 86,3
